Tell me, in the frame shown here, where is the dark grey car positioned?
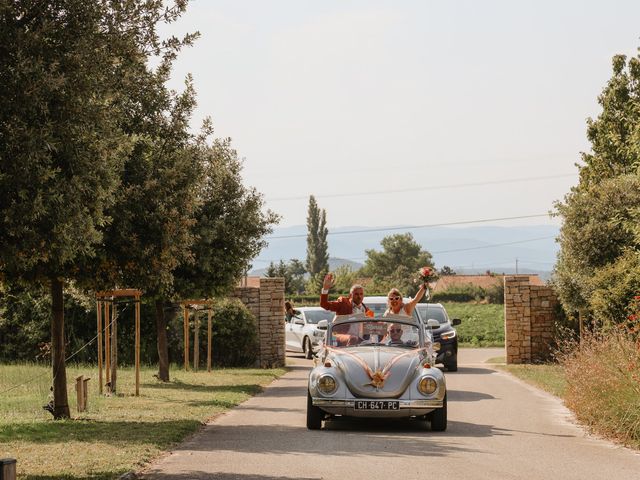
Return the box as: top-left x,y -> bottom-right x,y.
415,303 -> 461,372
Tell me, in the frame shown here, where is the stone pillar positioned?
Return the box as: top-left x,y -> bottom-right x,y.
232,277 -> 285,368
504,276 -> 558,364
258,277 -> 285,368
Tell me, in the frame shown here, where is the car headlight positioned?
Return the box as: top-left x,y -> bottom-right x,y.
418,376 -> 438,395
441,330 -> 456,340
317,374 -> 338,394
313,329 -> 324,337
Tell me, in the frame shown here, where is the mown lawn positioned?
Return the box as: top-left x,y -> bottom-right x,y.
0,363 -> 286,479
442,302 -> 504,347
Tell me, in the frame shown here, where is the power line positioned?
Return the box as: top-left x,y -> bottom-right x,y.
266,213 -> 552,240
431,235 -> 556,254
266,173 -> 576,202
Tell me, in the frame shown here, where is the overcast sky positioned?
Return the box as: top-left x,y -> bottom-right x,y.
162,0 -> 640,229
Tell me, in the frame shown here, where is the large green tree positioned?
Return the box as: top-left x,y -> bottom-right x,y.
554,52 -> 640,324
577,55 -> 640,188
305,195 -> 328,292
173,137 -> 279,301
0,1 -> 193,417
265,259 -> 306,295
362,233 -> 434,296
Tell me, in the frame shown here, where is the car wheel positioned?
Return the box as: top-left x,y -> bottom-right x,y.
304,337 -> 313,359
429,393 -> 447,431
445,353 -> 458,372
306,390 -> 323,430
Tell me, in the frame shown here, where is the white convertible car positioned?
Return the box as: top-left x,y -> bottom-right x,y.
307,313 -> 447,431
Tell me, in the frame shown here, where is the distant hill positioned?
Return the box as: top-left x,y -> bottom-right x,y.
250,224 -> 559,278
251,257 -> 363,277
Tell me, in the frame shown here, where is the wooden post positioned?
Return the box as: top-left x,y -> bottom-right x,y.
110,302 -> 117,394
183,306 -> 189,371
83,377 -> 90,411
75,375 -> 85,412
0,458 -> 17,480
135,294 -> 140,396
104,300 -> 111,391
194,311 -> 200,372
207,308 -> 212,372
96,300 -> 103,395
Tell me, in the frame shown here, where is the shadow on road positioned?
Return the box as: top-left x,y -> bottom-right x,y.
173,422 -> 485,458
448,389 -> 495,402
143,472 -> 321,480
452,366 -> 498,375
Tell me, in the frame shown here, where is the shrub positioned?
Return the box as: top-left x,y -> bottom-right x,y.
431,283 -> 504,304
560,326 -> 640,448
210,298 -> 259,367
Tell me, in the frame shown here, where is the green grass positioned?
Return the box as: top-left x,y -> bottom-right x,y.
486,356 -> 567,398
0,363 -> 286,479
442,302 -> 504,347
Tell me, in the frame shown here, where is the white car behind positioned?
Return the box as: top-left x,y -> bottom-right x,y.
285,306 -> 333,359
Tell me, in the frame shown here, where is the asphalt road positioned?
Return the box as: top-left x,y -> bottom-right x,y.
142,348 -> 640,480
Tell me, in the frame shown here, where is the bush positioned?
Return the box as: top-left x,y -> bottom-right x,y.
431,283 -> 504,304
210,298 -> 259,367
560,327 -> 640,448
588,250 -> 640,326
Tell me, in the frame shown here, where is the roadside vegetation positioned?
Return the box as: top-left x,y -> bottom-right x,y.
0,364 -> 286,479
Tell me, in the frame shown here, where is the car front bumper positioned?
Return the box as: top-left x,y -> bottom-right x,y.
312,397 -> 443,417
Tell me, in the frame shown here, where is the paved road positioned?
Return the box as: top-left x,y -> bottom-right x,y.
142,348 -> 640,480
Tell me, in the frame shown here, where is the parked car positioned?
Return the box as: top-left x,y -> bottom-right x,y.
285,306 -> 333,359
415,303 -> 461,372
307,313 -> 447,431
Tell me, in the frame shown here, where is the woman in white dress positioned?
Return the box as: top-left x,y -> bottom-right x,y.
384,284 -> 428,317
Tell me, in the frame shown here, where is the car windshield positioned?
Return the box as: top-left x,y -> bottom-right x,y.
328,316 -> 421,349
416,305 -> 447,324
365,302 -> 422,323
303,310 -> 335,324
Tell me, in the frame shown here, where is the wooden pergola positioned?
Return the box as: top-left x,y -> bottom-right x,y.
96,289 -> 142,396
181,300 -> 214,372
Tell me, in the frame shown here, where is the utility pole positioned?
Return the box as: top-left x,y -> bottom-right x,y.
515,258 -> 519,275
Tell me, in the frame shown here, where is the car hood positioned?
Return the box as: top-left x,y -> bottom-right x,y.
330,346 -> 423,398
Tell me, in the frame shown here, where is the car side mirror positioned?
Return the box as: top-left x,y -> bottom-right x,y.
294,318 -> 304,325
426,319 -> 440,329
452,318 -> 461,326
317,320 -> 328,330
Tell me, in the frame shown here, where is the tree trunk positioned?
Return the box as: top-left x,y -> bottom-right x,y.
155,299 -> 170,382
51,277 -> 70,419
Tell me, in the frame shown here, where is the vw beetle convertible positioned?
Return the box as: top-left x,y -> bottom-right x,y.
307,313 -> 447,431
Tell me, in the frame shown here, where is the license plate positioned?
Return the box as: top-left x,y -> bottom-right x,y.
354,400 -> 400,410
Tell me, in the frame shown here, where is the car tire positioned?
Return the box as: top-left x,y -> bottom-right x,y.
306,390 -> 323,430
429,393 -> 447,431
445,353 -> 458,372
304,337 -> 313,359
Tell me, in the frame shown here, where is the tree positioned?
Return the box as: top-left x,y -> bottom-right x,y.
553,174 -> 640,316
439,266 -> 457,276
577,55 -> 640,188
87,79 -> 202,382
333,264 -> 359,294
173,137 -> 280,302
265,259 -> 306,295
0,1 -> 191,418
305,195 -> 329,291
361,233 -> 434,296
553,50 -> 640,322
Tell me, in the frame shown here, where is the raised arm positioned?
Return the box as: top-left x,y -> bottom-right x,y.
320,273 -> 340,312
404,283 -> 428,314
